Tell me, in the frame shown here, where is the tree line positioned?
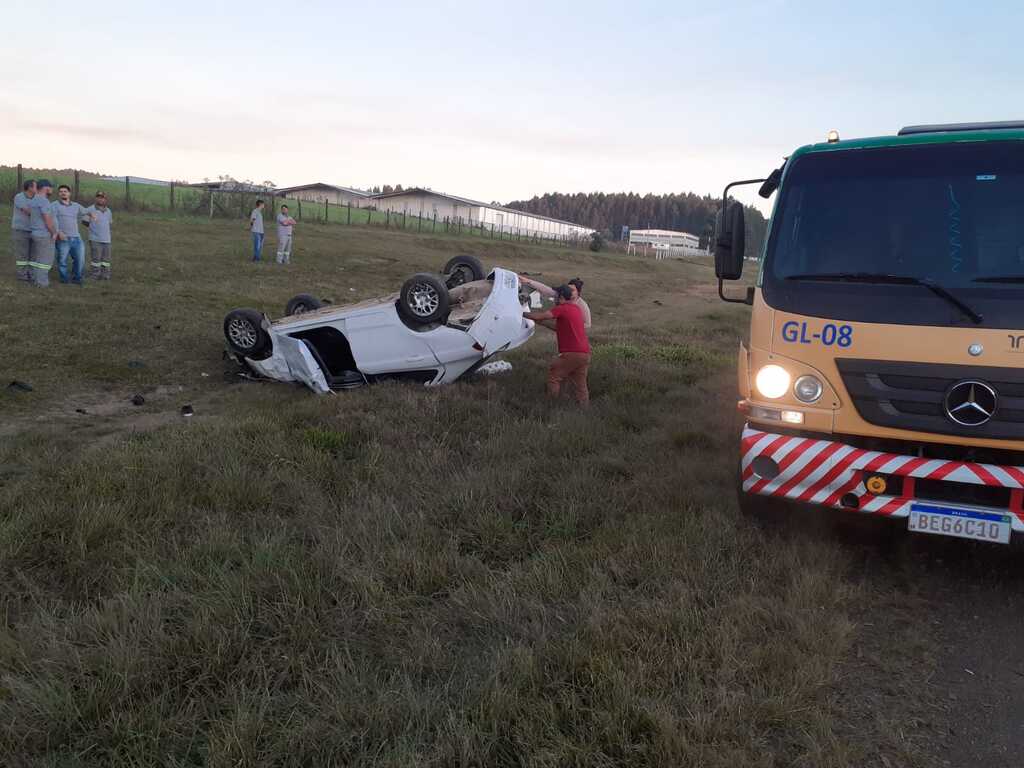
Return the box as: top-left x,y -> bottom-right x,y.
505,191 -> 768,252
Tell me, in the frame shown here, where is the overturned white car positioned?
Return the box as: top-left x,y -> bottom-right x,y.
223,255 -> 535,393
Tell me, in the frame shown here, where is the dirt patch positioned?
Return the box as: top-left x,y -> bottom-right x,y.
0,382 -> 236,449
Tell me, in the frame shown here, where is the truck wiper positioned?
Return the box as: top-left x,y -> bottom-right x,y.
973,275 -> 1024,283
784,272 -> 984,324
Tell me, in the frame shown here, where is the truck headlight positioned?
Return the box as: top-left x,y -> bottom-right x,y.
794,375 -> 823,404
755,365 -> 790,399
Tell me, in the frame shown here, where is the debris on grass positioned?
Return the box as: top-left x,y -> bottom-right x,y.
181,405 -> 194,417
131,394 -> 145,406
128,360 -> 146,369
477,361 -> 513,376
7,380 -> 33,392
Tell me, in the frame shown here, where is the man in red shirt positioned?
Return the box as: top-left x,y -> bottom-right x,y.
525,284 -> 591,406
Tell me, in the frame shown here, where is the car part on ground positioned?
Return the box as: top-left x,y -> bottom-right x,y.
285,293 -> 323,316
443,254 -> 485,289
224,309 -> 272,360
399,273 -> 451,325
476,360 -> 513,376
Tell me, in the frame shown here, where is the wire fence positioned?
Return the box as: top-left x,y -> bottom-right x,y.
2,165 -> 591,249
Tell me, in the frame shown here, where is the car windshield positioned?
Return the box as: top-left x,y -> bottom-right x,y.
761,140 -> 1024,328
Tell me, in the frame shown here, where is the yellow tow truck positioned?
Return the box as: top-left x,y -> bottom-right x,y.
716,121 -> 1024,545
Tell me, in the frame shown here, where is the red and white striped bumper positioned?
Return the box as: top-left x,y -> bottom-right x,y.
741,427 -> 1024,530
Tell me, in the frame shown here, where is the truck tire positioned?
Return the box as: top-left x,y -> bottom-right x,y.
443,254 -> 485,288
224,308 -> 272,360
399,273 -> 451,325
285,293 -> 323,316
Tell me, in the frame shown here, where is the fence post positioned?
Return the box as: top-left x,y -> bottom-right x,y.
325,198 -> 328,221
209,191 -> 214,219
169,181 -> 175,211
433,213 -> 437,233
125,176 -> 131,206
347,202 -> 351,225
73,170 -> 80,200
458,217 -> 462,234
386,210 -> 390,228
297,199 -> 302,221
271,196 -> 276,215
16,164 -> 22,190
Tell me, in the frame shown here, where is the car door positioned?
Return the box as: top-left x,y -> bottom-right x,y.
466,269 -> 534,354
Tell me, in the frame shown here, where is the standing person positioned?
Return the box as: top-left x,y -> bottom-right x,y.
249,199 -> 265,262
83,192 -> 113,280
519,274 -> 592,329
524,284 -> 591,407
26,179 -> 58,287
11,179 -> 35,282
51,184 -> 87,284
276,204 -> 296,264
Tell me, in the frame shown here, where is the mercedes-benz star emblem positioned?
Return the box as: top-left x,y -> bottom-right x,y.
944,380 -> 997,426
968,343 -> 983,357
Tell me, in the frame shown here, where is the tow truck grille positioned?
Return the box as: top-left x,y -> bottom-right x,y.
836,359 -> 1024,440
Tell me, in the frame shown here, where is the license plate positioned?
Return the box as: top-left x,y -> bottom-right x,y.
908,503 -> 1011,544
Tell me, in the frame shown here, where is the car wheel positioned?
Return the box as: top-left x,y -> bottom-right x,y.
399,273 -> 451,324
224,308 -> 272,360
443,254 -> 485,289
285,293 -> 323,316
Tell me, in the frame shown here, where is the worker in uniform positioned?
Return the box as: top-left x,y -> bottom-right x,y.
11,179 -> 35,282
26,179 -> 58,287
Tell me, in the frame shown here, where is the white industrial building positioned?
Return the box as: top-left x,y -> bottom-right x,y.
275,183 -> 372,208
370,188 -> 594,242
628,229 -> 703,258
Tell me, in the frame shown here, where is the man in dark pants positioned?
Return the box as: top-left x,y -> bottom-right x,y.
525,284 -> 591,407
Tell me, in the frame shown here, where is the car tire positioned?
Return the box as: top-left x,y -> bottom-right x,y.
399,273 -> 450,325
224,308 -> 272,360
443,254 -> 485,288
285,293 -> 323,316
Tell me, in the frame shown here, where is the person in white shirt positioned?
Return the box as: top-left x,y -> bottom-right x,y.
519,275 -> 591,330
276,205 -> 296,264
249,199 -> 265,262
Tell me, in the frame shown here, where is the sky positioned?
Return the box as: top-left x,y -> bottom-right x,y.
3,0 -> 1023,212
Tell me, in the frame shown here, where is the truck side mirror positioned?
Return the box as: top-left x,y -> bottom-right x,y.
714,201 -> 746,280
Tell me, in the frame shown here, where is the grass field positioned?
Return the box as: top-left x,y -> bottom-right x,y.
0,214 -> 942,766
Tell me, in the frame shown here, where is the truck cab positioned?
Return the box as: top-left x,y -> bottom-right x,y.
717,121 -> 1024,545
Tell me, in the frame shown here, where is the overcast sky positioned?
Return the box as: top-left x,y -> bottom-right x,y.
3,0 -> 1022,209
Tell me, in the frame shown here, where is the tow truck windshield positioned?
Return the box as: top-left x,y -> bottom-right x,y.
762,140 -> 1024,328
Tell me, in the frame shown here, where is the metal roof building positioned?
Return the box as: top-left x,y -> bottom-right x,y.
370,187 -> 593,242
628,229 -> 704,258
275,183 -> 373,208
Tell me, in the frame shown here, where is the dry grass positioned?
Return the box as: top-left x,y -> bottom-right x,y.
0,214 -> 935,766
